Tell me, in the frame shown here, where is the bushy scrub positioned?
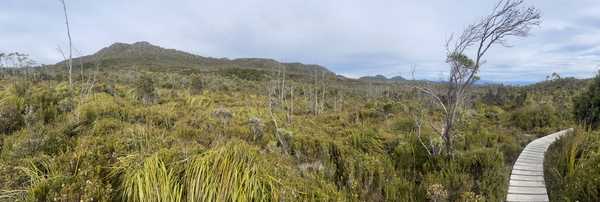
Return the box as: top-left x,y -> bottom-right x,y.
15,156 -> 109,202
511,103 -> 559,132
393,117 -> 417,133
349,129 -> 384,154
134,74 -> 158,105
91,117 -> 123,135
0,95 -> 25,134
76,93 -> 129,123
458,148 -> 507,201
0,65 -> 587,201
134,103 -> 178,129
189,74 -> 205,94
418,148 -> 507,201
1,126 -> 70,159
573,72 -> 600,129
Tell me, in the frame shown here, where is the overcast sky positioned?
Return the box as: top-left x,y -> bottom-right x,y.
2,0 -> 600,82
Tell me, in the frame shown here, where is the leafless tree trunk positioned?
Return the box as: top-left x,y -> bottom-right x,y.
287,86 -> 294,124
82,54 -> 102,96
333,90 -> 338,113
320,71 -> 326,114
338,91 -> 343,112
59,0 -> 73,87
312,70 -> 319,116
419,0 -> 541,155
266,80 -> 290,155
280,65 -> 286,104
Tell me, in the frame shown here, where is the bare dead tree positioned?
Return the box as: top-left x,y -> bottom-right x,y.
312,70 -> 319,116
280,65 -> 286,104
59,0 -> 74,87
411,102 -> 435,158
333,89 -> 339,112
81,53 -> 103,97
420,0 -> 541,155
287,85 -> 294,124
320,71 -> 327,113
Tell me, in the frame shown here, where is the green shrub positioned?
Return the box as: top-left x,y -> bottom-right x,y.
573,73 -> 600,129
0,96 -> 24,134
92,118 -> 123,135
76,93 -> 128,123
1,126 -> 70,159
135,104 -> 177,129
11,80 -> 31,98
350,154 -> 394,201
420,148 -> 507,201
423,164 -> 473,201
511,103 -> 559,132
349,129 -> 384,154
392,117 -> 417,133
135,74 -> 158,105
383,176 -> 421,202
458,148 -> 507,201
189,74 -> 205,94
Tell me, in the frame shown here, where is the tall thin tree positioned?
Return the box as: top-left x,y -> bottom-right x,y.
419,0 -> 541,155
59,0 -> 73,86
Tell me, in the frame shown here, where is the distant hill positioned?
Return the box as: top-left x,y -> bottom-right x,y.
56,41 -> 334,77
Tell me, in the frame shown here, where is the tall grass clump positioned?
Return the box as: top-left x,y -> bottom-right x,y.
349,129 -> 384,154
117,155 -> 183,202
185,140 -> 284,202
545,129 -> 600,201
17,157 -> 66,201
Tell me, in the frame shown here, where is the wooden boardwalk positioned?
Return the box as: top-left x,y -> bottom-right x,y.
506,128 -> 573,202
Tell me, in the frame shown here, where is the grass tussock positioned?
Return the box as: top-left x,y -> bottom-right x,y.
185,140 -> 284,202
115,155 -> 183,202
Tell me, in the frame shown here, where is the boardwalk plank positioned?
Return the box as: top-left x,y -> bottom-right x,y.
512,169 -> 543,176
507,194 -> 549,202
509,180 -> 545,187
513,165 -> 543,171
508,186 -> 547,194
510,174 -> 544,181
506,129 -> 573,202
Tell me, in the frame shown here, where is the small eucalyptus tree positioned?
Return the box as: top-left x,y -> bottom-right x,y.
421,0 -> 541,154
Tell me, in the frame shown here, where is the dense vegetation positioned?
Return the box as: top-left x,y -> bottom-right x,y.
545,128 -> 600,201
0,43 -> 589,201
545,72 -> 600,201
574,72 -> 600,129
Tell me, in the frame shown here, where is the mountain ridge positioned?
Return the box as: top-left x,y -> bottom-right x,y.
56,41 -> 335,76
